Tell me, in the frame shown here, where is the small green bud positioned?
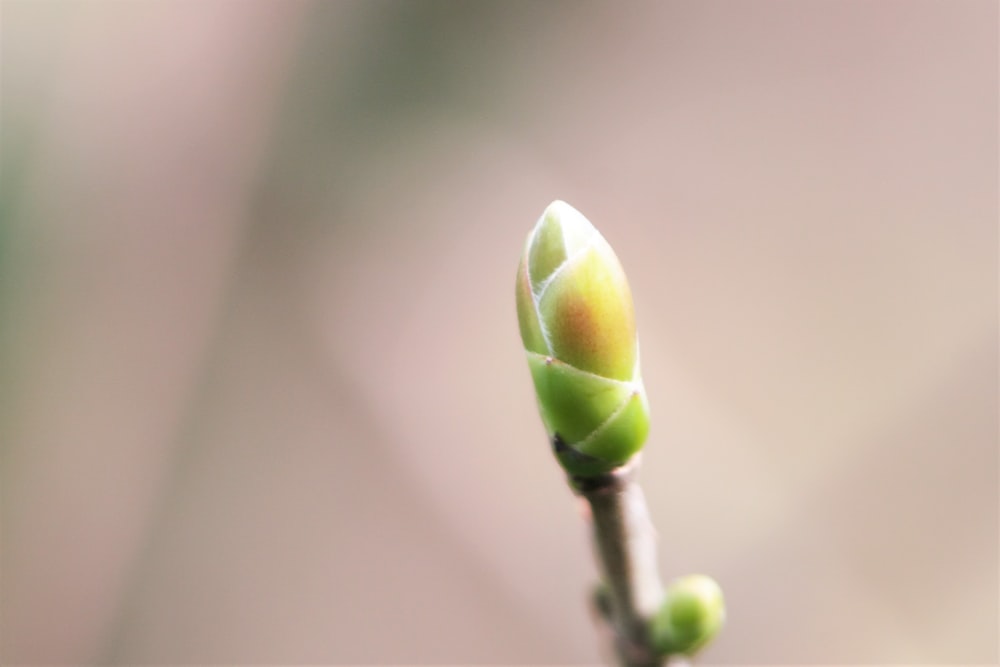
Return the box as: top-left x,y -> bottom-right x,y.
651,575 -> 725,656
516,200 -> 649,477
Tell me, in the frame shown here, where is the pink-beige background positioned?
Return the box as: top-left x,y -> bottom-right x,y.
1,0 -> 997,664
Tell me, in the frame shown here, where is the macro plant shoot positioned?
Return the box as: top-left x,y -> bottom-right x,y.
516,201 -> 725,667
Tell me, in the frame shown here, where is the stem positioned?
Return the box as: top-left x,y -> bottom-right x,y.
574,458 -> 665,667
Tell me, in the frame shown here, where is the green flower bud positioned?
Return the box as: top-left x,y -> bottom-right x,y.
651,575 -> 725,656
516,200 -> 649,477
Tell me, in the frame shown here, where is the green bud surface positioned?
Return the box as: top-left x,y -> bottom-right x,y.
651,574 -> 726,656
516,200 -> 649,477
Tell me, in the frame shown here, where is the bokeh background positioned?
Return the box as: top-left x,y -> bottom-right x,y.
1,0 -> 997,664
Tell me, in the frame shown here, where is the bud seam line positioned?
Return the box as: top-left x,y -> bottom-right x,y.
532,236 -> 599,306
526,222 -> 555,355
525,351 -> 637,389
575,389 -> 636,450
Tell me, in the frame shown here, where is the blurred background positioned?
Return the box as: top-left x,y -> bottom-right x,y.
1,0 -> 997,664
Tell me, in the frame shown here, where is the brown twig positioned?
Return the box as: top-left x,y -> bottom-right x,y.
574,458 -> 665,667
